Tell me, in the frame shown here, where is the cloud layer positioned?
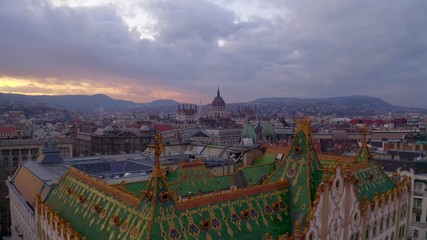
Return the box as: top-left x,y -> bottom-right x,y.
0,0 -> 426,108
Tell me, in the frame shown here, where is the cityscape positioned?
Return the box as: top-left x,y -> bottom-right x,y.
0,89 -> 425,239
1,0 -> 427,240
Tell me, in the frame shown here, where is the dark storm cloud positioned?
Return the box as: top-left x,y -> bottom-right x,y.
0,0 -> 426,107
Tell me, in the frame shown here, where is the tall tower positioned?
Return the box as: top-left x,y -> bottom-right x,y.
211,87 -> 226,118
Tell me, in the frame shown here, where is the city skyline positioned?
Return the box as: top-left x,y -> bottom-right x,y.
1,0 -> 427,108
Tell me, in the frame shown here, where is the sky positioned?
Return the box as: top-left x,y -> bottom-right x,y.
0,0 -> 426,108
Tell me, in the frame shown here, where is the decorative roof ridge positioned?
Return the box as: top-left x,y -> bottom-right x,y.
354,126 -> 371,163
296,117 -> 312,138
180,160 -> 206,168
349,161 -> 371,172
144,134 -> 175,238
68,167 -> 140,208
241,161 -> 275,169
110,178 -> 148,186
176,180 -> 288,211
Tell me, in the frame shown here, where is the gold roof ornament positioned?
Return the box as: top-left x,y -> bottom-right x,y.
362,125 -> 368,148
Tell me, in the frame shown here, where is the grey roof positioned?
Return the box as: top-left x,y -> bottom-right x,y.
72,160 -> 152,175
22,160 -> 68,184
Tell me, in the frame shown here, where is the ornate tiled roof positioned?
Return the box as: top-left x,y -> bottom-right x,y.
349,128 -> 396,202
167,161 -> 233,197
42,121 -> 403,239
267,119 -> 323,228
45,134 -> 293,239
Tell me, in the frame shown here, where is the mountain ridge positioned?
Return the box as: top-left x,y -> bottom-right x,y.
0,92 -> 425,113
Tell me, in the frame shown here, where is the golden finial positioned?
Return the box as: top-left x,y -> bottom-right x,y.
362,125 -> 368,147
153,133 -> 164,177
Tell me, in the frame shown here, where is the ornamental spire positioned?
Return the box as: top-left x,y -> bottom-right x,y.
217,86 -> 220,96
153,133 -> 164,177
362,125 -> 368,148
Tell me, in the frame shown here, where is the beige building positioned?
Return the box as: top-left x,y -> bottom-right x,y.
0,138 -> 72,171
188,128 -> 242,147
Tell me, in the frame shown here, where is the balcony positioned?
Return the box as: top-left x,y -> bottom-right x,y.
412,221 -> 427,228
414,190 -> 427,196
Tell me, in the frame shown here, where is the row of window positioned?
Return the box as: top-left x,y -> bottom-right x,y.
365,205 -> 409,240
1,149 -> 39,155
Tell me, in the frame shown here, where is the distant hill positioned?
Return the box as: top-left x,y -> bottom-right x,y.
252,95 -> 390,107
0,93 -> 178,112
319,96 -> 392,108
250,95 -> 425,116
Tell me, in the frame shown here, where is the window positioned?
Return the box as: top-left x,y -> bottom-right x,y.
380,217 -> 384,232
373,221 -> 377,236
366,226 -> 370,240
350,233 -> 359,240
386,213 -> 390,228
414,182 -> 422,191
413,230 -> 418,239
415,213 -> 421,222
414,198 -> 422,208
392,210 -> 396,224
398,225 -> 406,239
401,204 -> 406,219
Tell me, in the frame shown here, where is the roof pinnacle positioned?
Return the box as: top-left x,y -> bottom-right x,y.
153,133 -> 164,178
362,125 -> 368,148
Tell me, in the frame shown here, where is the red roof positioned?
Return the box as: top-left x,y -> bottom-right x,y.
0,127 -> 15,134
155,124 -> 174,132
363,119 -> 374,125
374,119 -> 385,125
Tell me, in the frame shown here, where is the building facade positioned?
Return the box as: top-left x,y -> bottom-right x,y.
412,175 -> 427,240
0,138 -> 73,172
75,126 -> 153,156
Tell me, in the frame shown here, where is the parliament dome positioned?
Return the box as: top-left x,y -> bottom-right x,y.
211,89 -> 226,107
